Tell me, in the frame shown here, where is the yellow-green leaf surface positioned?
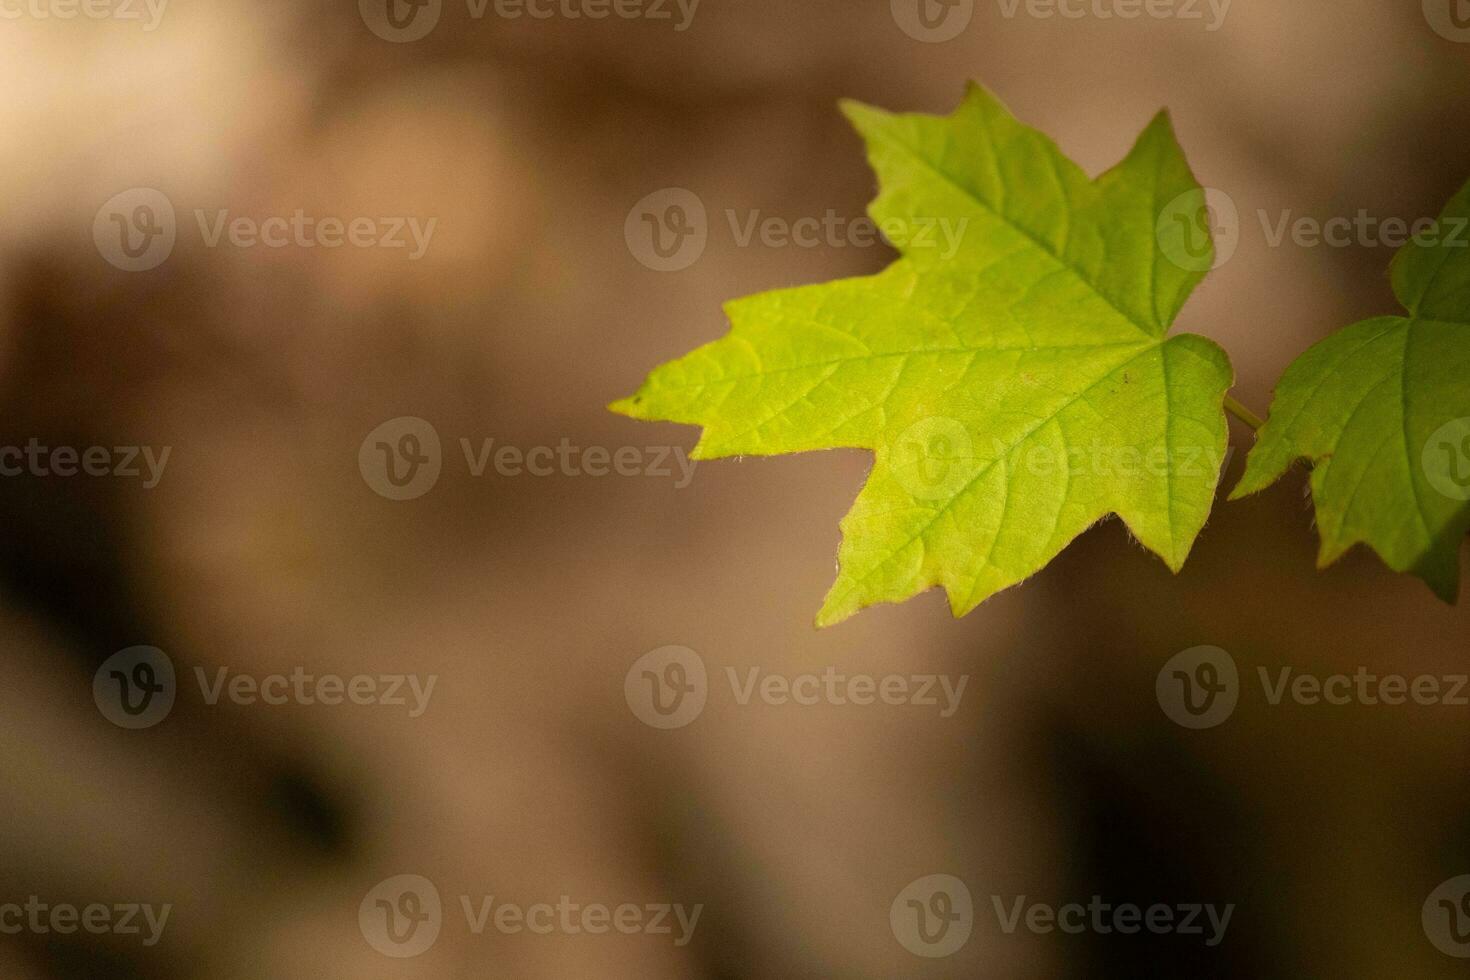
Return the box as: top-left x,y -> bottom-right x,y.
614,83 -> 1233,625
1233,180 -> 1470,601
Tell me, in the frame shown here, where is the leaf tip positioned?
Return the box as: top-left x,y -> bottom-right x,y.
813,601 -> 849,630
1428,576 -> 1461,605
838,97 -> 888,136
607,395 -> 643,418
1414,548 -> 1463,605
1225,476 -> 1258,502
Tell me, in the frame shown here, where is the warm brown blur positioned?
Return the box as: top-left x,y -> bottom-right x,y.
0,1 -> 1468,977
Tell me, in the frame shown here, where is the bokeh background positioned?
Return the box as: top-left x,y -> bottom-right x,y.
1,0 -> 1469,976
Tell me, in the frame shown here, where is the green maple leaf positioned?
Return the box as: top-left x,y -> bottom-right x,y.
1232,180 -> 1470,601
613,83 -> 1233,625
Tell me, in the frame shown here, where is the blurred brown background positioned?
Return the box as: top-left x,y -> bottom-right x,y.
0,0 -> 1468,976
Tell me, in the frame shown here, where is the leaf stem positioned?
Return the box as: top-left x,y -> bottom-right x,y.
1224,395 -> 1265,431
